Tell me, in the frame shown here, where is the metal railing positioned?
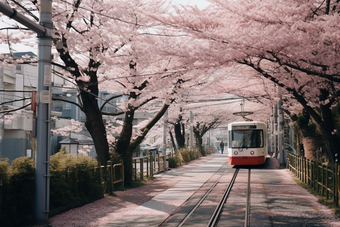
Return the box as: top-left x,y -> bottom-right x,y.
288,153 -> 339,207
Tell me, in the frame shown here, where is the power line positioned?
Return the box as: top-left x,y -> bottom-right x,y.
0,89 -> 34,92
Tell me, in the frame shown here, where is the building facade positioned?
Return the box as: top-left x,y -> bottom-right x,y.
0,52 -> 156,163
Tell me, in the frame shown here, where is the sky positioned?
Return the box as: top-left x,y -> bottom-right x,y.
0,0 -> 210,54
171,0 -> 210,9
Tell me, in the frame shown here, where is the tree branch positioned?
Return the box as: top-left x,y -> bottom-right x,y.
52,97 -> 84,111
0,102 -> 31,114
99,94 -> 124,111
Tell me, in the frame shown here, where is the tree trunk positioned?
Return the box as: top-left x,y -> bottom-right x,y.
319,108 -> 339,163
169,130 -> 176,150
196,136 -> 204,156
116,106 -> 135,185
116,103 -> 170,185
174,122 -> 185,148
81,91 -> 109,165
318,89 -> 340,163
181,124 -> 186,147
128,103 -> 170,153
193,130 -> 204,156
244,62 -> 340,163
56,38 -> 110,165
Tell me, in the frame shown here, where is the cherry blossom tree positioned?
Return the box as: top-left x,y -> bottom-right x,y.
1,0 -> 177,166
3,0 -> 252,183
153,0 -> 340,162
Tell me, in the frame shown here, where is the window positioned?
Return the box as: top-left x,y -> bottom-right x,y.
229,129 -> 264,148
63,102 -> 71,110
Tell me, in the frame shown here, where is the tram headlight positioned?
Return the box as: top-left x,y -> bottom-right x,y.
234,151 -> 238,155
250,151 -> 254,155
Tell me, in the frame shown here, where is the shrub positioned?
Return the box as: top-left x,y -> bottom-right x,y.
49,150 -> 101,209
168,156 -> 178,168
0,159 -> 11,224
0,152 -> 106,225
180,148 -> 191,164
297,114 -> 309,128
10,157 -> 35,217
0,157 -> 35,225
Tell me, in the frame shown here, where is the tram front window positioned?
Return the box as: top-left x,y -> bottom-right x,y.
229,129 -> 264,148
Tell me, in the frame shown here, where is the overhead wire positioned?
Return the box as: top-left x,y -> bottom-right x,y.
51,68 -> 122,109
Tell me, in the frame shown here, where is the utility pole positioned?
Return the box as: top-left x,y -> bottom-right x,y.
273,103 -> 278,158
189,111 -> 193,149
0,1 -> 52,224
268,117 -> 273,155
162,109 -> 167,155
278,96 -> 286,167
35,0 -> 52,224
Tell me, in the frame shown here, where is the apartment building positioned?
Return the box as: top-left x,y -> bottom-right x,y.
0,52 -> 156,163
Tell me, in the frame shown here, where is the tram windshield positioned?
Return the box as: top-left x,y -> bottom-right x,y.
229,129 -> 264,148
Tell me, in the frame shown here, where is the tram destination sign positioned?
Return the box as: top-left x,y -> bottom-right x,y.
232,125 -> 256,129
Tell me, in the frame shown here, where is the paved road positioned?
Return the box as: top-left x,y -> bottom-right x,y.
104,154 -> 340,227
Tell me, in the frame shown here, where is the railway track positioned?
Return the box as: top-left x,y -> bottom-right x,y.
163,167 -> 252,227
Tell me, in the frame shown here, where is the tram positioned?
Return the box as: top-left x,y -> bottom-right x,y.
228,121 -> 267,165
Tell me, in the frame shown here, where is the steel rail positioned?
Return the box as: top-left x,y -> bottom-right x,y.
244,169 -> 251,227
177,163 -> 230,227
207,168 -> 240,227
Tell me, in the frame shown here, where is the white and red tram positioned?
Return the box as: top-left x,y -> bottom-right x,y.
228,121 -> 267,165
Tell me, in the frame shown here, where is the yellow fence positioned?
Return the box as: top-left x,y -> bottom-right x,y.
105,160 -> 124,194
132,153 -> 167,181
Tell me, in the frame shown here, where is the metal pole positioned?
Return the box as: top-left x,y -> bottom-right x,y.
0,0 -> 52,224
162,109 -> 167,155
273,103 -> 278,158
189,111 -> 193,150
35,0 -> 52,224
278,96 -> 285,167
0,2 -> 46,34
269,117 -> 273,156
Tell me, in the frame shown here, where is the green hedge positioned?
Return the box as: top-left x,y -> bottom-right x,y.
0,157 -> 35,226
168,156 -> 178,168
0,151 -> 104,226
49,150 -> 102,209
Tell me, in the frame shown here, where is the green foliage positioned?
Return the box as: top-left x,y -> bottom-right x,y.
49,150 -> 101,209
0,151 -> 105,225
297,114 -> 309,128
191,147 -> 202,159
180,148 -> 191,164
0,159 -> 11,224
0,157 -> 35,226
10,157 -> 35,216
297,113 -> 318,138
179,148 -> 199,164
168,156 -> 178,168
110,149 -> 122,165
0,158 -> 10,182
200,147 -> 206,156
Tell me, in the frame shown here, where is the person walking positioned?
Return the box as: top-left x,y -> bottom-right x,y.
220,141 -> 224,154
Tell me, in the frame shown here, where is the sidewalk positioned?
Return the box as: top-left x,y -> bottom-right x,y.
46,154 -> 340,227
